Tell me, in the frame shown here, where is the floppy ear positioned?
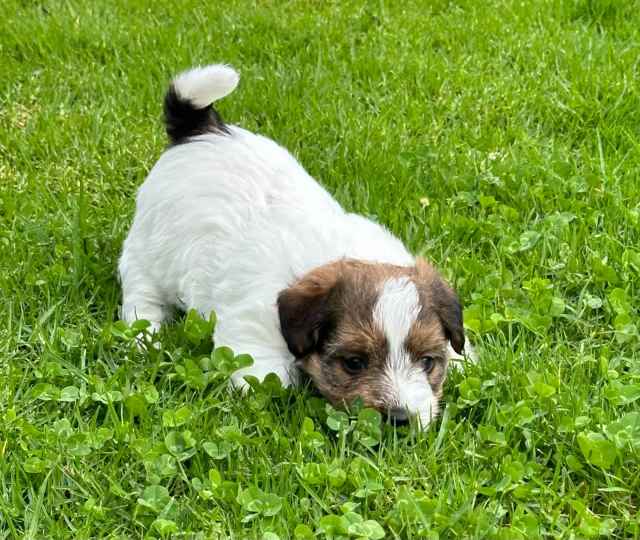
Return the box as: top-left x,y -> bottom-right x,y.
277,265 -> 340,358
416,257 -> 465,354
432,278 -> 465,354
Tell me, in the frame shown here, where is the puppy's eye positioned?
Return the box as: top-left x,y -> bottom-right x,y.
342,356 -> 368,374
421,356 -> 436,373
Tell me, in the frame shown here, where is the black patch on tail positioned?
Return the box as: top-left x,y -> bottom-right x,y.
163,85 -> 230,145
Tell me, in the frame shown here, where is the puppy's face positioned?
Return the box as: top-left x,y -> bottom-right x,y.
278,258 -> 464,428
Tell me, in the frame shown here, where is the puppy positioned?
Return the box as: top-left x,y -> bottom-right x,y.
119,64 -> 471,427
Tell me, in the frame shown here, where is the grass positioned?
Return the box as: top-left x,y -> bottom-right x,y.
1,0 -> 640,537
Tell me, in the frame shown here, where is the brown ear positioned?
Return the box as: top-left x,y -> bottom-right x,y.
277,264 -> 340,358
432,279 -> 465,354
416,257 -> 465,354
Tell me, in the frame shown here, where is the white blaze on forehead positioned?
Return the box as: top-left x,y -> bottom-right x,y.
373,277 -> 421,357
373,276 -> 437,427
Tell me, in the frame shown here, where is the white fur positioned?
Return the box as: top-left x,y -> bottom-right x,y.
374,278 -> 436,426
374,277 -> 421,356
172,64 -> 239,108
119,65 -> 415,389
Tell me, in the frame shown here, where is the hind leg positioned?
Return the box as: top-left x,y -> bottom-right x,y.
120,264 -> 170,340
121,295 -> 168,334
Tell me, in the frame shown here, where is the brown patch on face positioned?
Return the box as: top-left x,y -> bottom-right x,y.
405,320 -> 449,396
304,316 -> 389,410
277,257 -> 464,416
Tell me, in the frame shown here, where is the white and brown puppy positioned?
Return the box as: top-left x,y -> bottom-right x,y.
119,64 -> 472,427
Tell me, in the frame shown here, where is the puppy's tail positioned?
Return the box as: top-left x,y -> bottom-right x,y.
164,64 -> 239,144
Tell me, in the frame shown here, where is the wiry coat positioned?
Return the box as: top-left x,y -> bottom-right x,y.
119,65 -> 470,427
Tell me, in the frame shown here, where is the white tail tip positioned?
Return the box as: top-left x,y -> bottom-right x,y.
172,64 -> 240,109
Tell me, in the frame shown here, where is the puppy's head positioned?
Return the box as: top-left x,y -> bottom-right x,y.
277,258 -> 464,428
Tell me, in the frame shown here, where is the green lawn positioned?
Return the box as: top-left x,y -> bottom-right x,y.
2,0 -> 640,538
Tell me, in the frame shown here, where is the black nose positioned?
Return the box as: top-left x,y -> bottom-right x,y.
383,407 -> 410,426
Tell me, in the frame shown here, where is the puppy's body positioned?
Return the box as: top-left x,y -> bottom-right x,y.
120,65 -> 468,427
